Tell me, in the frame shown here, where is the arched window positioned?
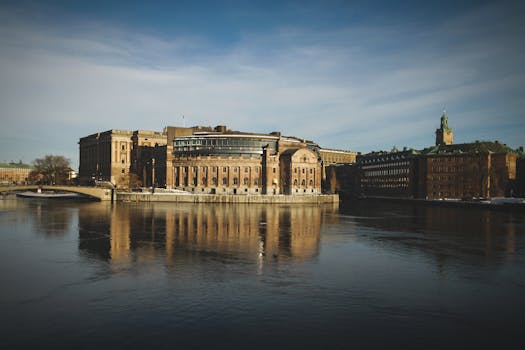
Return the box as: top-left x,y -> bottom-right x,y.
212,177 -> 218,185
293,179 -> 298,186
243,177 -> 249,185
309,179 -> 313,186
301,179 -> 305,186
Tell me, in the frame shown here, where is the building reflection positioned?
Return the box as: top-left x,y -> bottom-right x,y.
341,200 -> 523,266
78,203 -> 330,268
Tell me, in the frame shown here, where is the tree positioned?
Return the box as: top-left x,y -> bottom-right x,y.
32,155 -> 71,185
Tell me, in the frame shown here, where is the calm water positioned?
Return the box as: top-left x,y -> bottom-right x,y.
1,197 -> 524,349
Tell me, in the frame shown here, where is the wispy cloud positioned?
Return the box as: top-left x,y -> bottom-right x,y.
0,2 -> 523,166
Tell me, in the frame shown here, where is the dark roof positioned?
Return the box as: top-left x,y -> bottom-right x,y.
422,141 -> 522,156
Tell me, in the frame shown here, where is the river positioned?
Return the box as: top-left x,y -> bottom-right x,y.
1,197 -> 524,349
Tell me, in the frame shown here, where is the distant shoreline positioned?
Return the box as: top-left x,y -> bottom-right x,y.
342,195 -> 525,210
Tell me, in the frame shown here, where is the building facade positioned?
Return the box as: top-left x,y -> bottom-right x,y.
357,148 -> 420,198
420,142 -> 520,199
166,126 -> 322,195
79,129 -> 167,187
0,163 -> 33,185
324,113 -> 524,200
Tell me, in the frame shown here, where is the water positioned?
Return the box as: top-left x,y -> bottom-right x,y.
1,197 -> 524,349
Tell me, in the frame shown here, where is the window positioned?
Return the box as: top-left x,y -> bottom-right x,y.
212,177 -> 218,185
302,168 -> 305,174
272,168 -> 276,173
294,168 -> 297,173
255,167 -> 259,173
243,178 -> 249,185
121,144 -> 126,150
121,169 -> 125,173
254,179 -> 259,185
309,180 -> 313,186
301,179 -> 305,186
222,177 -> 227,185
223,167 -> 227,172
233,178 -> 238,185
202,177 -> 207,185
244,167 -> 249,173
293,179 -> 298,186
310,169 -> 313,174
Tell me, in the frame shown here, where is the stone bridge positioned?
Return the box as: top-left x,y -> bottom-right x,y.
0,185 -> 113,201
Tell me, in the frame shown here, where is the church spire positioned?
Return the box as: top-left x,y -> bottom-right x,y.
435,111 -> 453,146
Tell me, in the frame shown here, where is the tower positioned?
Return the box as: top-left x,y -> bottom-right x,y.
435,111 -> 453,146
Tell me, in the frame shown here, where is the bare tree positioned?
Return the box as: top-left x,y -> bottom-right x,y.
31,155 -> 71,185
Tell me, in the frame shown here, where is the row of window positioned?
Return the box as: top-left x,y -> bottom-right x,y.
361,161 -> 409,170
363,168 -> 409,176
431,166 -> 469,173
176,177 -> 260,187
177,166 -> 261,174
362,177 -> 409,184
430,157 -> 471,163
363,183 -> 409,189
294,168 -> 315,174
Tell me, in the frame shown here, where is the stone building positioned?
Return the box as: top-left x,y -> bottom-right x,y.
318,148 -> 357,181
323,112 -> 524,200
357,148 -> 421,198
167,125 -> 322,195
0,162 -> 33,185
78,129 -> 166,187
420,141 -> 520,199
79,125 -> 324,195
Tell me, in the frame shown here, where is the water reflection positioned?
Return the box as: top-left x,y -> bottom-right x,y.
340,200 -> 525,265
79,203 -> 333,268
0,197 -> 75,237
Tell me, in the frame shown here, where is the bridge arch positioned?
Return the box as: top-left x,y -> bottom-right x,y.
0,185 -> 113,201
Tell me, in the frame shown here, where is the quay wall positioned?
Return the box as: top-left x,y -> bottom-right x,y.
117,192 -> 339,204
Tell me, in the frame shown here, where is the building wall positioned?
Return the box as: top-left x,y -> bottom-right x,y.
0,167 -> 33,184
280,148 -> 321,195
357,150 -> 419,198
422,152 -> 518,199
171,156 -> 263,194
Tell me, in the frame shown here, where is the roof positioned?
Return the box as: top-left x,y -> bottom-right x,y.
422,141 -> 522,156
0,162 -> 33,169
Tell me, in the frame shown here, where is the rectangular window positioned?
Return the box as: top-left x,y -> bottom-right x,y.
272,168 -> 276,173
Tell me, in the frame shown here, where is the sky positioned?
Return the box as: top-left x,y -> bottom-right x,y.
0,0 -> 524,168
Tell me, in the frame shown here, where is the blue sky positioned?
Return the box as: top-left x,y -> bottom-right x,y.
1,0 -> 524,168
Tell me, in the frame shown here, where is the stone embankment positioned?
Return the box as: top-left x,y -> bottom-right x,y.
117,192 -> 339,204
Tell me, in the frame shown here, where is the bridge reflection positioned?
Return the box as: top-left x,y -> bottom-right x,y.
79,204 -> 333,268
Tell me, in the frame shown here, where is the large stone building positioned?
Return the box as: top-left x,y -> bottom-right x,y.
166,125 -> 322,195
79,125 -> 352,195
78,129 -> 166,186
420,141 -> 520,199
